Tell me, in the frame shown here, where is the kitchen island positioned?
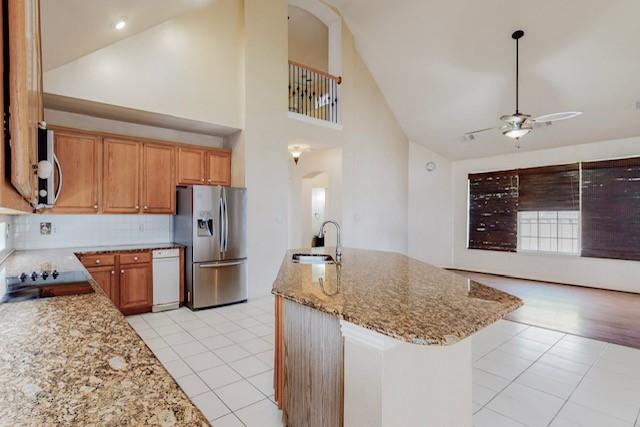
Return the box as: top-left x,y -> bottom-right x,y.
0,249 -> 207,426
272,247 -> 522,427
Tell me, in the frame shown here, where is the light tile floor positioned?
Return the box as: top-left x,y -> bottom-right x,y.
128,296 -> 640,427
127,296 -> 281,426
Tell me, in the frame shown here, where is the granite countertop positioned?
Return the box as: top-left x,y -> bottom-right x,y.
0,246 -> 208,426
75,243 -> 184,256
1,243 -> 183,277
272,247 -> 522,345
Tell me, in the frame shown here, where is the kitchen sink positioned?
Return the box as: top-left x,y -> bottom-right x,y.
291,253 -> 335,264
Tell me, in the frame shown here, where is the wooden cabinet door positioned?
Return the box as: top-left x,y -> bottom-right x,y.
8,0 -> 43,202
0,4 -> 30,213
177,147 -> 205,185
142,143 -> 175,213
206,151 -> 231,186
91,266 -> 118,305
88,265 -> 118,307
103,138 -> 141,213
51,130 -> 101,213
119,263 -> 152,314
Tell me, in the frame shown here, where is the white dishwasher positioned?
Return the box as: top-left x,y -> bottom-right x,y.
152,249 -> 180,312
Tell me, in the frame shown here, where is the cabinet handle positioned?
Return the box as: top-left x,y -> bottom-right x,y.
201,178 -> 205,182
135,205 -> 139,209
133,256 -> 139,261
93,205 -> 98,209
111,270 -> 115,275
120,270 -> 124,274
143,206 -> 148,210
95,259 -> 101,264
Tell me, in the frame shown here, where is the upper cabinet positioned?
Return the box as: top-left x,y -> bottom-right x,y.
177,147 -> 206,185
7,0 -> 43,203
35,127 -> 230,215
0,4 -> 30,212
206,151 -> 231,186
0,0 -> 44,209
50,129 -> 101,213
141,143 -> 175,214
177,147 -> 231,186
102,138 -> 141,214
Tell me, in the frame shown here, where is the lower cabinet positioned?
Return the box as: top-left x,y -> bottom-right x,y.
87,265 -> 118,306
81,250 -> 155,315
119,263 -> 152,315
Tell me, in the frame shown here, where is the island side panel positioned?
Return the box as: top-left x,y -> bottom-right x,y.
274,295 -> 285,408
282,299 -> 344,427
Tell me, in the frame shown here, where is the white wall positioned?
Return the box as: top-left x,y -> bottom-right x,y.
340,45 -> 408,254
288,148 -> 342,249
288,5 -> 329,72
45,110 -> 224,147
44,0 -> 243,129
452,136 -> 640,293
408,142 -> 453,267
241,0 -> 290,298
13,215 -> 172,250
286,20 -> 410,255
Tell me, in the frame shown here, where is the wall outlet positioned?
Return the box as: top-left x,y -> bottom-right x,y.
40,222 -> 52,235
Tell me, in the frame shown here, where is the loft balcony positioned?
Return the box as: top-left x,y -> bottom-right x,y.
288,60 -> 342,128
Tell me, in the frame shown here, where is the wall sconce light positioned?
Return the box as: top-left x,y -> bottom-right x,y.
288,144 -> 310,165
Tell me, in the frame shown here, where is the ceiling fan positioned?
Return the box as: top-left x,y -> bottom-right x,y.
464,30 -> 582,142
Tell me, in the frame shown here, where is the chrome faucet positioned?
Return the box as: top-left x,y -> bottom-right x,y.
319,220 -> 342,263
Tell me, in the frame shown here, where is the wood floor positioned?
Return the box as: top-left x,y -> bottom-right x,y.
451,270 -> 640,349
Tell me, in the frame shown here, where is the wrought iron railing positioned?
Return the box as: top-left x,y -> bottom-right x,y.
288,60 -> 341,124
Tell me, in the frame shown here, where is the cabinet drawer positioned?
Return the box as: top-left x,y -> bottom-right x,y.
80,254 -> 116,267
119,252 -> 151,265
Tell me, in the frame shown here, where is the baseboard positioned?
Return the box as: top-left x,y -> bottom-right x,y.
446,267 -> 640,295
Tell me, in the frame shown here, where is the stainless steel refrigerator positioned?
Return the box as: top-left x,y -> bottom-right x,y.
174,186 -> 248,309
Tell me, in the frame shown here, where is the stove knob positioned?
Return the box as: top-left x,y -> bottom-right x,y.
19,273 -> 28,283
41,271 -> 49,280
30,272 -> 38,281
52,270 -> 59,280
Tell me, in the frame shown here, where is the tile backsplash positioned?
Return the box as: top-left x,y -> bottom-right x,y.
13,215 -> 173,250
0,215 -> 15,259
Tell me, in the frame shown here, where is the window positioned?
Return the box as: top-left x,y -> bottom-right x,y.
582,157 -> 640,261
518,211 -> 579,254
467,170 -> 519,252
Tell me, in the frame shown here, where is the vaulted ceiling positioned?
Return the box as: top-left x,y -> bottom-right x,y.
41,0 -> 212,71
327,0 -> 640,159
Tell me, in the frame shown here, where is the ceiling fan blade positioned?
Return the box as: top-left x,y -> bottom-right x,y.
464,127 -> 495,136
533,111 -> 583,123
533,121 -> 553,128
463,127 -> 495,142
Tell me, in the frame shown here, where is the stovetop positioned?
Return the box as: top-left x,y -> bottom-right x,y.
2,270 -> 94,303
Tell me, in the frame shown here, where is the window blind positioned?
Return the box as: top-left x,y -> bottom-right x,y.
468,170 -> 518,252
518,163 -> 579,211
581,157 -> 640,261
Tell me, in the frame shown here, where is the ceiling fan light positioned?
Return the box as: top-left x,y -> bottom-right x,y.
502,128 -> 531,139
501,120 -> 533,139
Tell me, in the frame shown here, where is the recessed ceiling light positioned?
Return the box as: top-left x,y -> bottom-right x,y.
114,18 -> 127,30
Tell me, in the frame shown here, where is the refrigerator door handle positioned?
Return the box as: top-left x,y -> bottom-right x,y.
218,191 -> 225,252
223,188 -> 229,252
199,260 -> 244,268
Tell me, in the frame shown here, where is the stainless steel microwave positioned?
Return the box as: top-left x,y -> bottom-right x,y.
35,123 -> 61,209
